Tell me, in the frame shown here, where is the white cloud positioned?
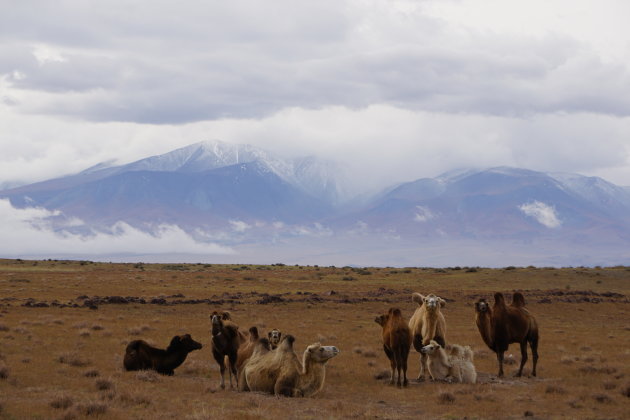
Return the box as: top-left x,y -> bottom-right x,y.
229,219 -> 251,232
32,45 -> 66,65
414,205 -> 434,222
519,201 -> 562,228
0,199 -> 233,256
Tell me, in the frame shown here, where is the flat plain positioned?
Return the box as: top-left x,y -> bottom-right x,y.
0,259 -> 628,419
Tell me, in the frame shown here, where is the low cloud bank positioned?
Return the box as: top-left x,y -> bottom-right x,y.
0,199 -> 234,256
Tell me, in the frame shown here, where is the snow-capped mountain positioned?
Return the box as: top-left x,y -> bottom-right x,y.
2,144 -> 630,266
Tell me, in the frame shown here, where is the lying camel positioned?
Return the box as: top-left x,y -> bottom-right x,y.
236,326 -> 260,373
123,334 -> 202,375
239,335 -> 339,397
420,340 -> 477,384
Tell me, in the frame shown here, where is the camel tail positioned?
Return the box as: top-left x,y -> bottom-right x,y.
512,292 -> 526,307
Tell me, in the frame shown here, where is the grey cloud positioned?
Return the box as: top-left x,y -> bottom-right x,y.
2,1 -> 630,124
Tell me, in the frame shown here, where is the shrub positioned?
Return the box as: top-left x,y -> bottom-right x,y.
437,391 -> 455,404
95,378 -> 114,391
50,395 -> 74,409
57,352 -> 90,367
77,401 -> 108,416
0,365 -> 9,379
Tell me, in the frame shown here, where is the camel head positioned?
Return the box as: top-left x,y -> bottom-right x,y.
420,340 -> 442,355
267,329 -> 282,348
305,343 -> 340,363
424,294 -> 445,311
475,299 -> 490,314
168,334 -> 203,353
374,314 -> 388,327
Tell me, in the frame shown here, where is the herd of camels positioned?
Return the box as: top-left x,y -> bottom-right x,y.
123,291 -> 539,397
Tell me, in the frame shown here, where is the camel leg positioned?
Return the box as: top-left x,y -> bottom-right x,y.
517,341 -> 528,377
496,351 -> 505,377
228,353 -> 238,389
402,349 -> 409,387
417,352 -> 427,381
530,337 -> 539,377
389,357 -> 396,385
394,352 -> 402,387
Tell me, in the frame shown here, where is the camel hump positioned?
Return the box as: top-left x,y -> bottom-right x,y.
493,292 -> 506,306
412,293 -> 425,306
389,308 -> 402,318
512,292 -> 526,307
126,340 -> 142,352
249,326 -> 259,340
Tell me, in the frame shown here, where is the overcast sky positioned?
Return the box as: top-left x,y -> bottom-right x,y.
2,0 -> 630,191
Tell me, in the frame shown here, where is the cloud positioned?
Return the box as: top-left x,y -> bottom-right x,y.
229,220 -> 251,232
414,205 -> 434,222
0,199 -> 233,256
1,1 -> 630,124
519,201 -> 562,228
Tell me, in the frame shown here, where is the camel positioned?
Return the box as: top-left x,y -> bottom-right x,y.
268,329 -> 282,349
420,340 -> 477,384
210,311 -> 248,389
374,308 -> 411,387
123,334 -> 202,375
408,292 -> 447,380
239,335 -> 340,397
475,292 -> 539,377
235,326 -> 261,373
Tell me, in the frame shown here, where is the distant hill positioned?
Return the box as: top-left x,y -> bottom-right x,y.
2,142 -> 630,266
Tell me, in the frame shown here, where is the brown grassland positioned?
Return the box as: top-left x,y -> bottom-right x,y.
0,258 -> 628,419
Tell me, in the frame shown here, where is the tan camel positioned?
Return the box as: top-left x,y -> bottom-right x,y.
408,293 -> 447,380
239,335 -> 339,397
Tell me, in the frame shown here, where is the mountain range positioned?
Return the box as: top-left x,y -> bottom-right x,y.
2,140 -> 630,266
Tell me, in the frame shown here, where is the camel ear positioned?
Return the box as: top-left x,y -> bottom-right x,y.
438,297 -> 446,307
221,311 -> 231,320
412,293 -> 425,305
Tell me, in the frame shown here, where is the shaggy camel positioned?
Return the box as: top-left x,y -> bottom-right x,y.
239,335 -> 340,397
475,292 -> 539,377
408,292 -> 447,380
123,334 -> 202,375
420,340 -> 477,384
210,311 -> 248,389
235,326 -> 260,373
268,329 -> 282,349
375,308 -> 411,387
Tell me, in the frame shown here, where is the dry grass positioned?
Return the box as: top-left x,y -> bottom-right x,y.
0,259 -> 628,419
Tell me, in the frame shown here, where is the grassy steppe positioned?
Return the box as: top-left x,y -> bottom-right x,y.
0,259 -> 628,419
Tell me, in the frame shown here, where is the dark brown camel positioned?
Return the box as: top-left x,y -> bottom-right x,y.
475,292 -> 539,377
123,334 -> 202,375
375,308 -> 411,387
210,311 -> 248,389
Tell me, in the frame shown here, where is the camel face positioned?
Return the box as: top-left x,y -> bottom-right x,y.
307,343 -> 340,363
420,342 -> 441,355
268,329 -> 282,348
374,314 -> 388,326
475,299 -> 489,313
180,334 -> 203,352
424,295 -> 446,311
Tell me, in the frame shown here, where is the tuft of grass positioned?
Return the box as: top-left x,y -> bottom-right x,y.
78,329 -> 91,338
621,383 -> 630,398
135,371 -> 159,382
592,393 -> 613,404
57,352 -> 91,367
84,369 -> 100,378
77,401 -> 108,416
95,378 -> 114,391
50,395 -> 74,410
0,324 -> 9,332
90,324 -> 104,331
545,385 -> 566,394
437,391 -> 456,404
0,364 -> 9,379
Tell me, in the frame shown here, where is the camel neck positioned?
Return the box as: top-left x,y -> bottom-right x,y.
299,356 -> 326,397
